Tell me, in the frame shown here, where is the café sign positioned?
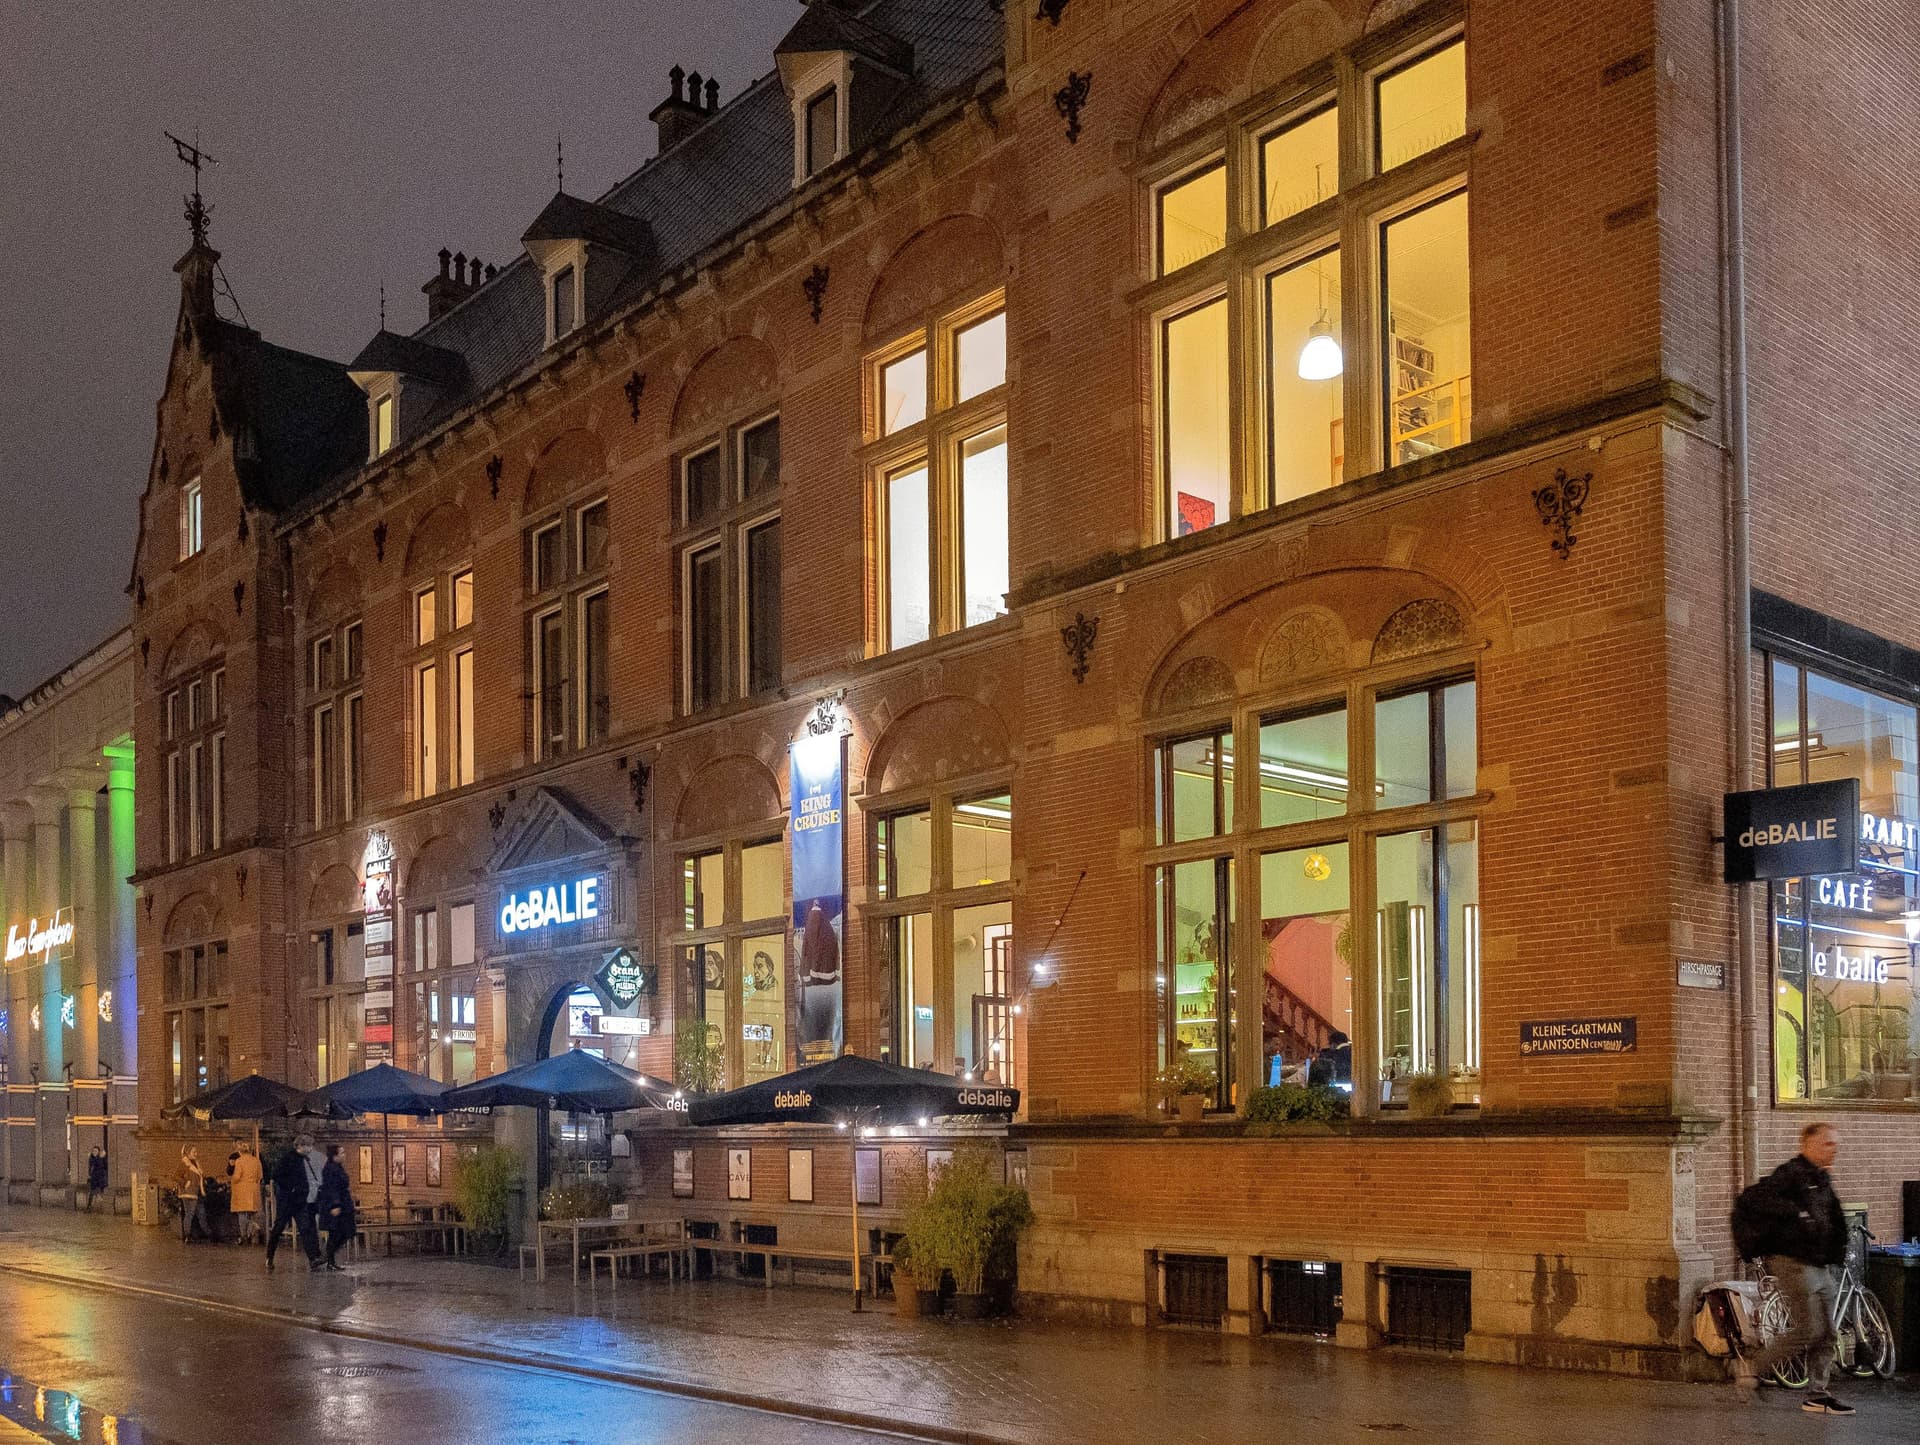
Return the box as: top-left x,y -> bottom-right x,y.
591,946 -> 649,1008
1722,779 -> 1859,883
5,908 -> 74,965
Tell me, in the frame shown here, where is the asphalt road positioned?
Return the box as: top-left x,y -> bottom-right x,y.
0,1272 -> 894,1445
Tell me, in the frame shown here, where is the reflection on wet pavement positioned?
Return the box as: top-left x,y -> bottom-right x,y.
0,1369 -> 171,1445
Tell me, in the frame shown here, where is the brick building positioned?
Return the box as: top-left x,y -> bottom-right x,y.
126,0 -> 1920,1371
1,631 -> 138,1210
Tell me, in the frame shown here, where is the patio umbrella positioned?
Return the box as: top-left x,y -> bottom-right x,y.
689,1056 -> 1018,1309
160,1071 -> 345,1161
300,1063 -> 451,1222
438,1047 -> 685,1114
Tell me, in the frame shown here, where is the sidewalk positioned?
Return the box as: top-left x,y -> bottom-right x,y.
0,1205 -> 1912,1444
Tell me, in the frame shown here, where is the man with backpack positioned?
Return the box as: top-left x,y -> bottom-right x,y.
1732,1121 -> 1852,1416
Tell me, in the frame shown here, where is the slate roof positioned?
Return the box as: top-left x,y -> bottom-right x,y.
521,191 -> 659,258
348,329 -> 469,389
212,321 -> 367,513
269,0 -> 1001,524
777,0 -> 916,74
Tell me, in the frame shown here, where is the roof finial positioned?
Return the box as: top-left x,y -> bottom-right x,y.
379,280 -> 386,330
164,129 -> 217,246
557,132 -> 565,192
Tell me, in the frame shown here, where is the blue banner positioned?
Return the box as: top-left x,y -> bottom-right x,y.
790,731 -> 845,1062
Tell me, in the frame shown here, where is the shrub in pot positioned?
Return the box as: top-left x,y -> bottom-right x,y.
453,1143 -> 522,1258
1156,1057 -> 1217,1123
890,1237 -> 928,1318
1403,1073 -> 1454,1119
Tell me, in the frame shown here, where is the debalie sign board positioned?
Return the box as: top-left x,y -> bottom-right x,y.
1722,778 -> 1859,883
790,731 -> 845,1063
1519,1016 -> 1638,1057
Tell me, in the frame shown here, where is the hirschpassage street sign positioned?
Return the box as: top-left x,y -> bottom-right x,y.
1721,778 -> 1859,883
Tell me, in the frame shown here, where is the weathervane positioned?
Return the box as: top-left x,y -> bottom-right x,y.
557,132 -> 565,191
164,129 -> 216,246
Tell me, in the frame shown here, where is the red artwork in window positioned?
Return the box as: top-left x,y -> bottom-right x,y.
1176,492 -> 1216,536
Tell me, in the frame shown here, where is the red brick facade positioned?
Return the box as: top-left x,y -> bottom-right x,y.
124,0 -> 1920,1372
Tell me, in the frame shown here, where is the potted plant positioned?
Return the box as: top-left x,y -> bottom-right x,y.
674,1019 -> 727,1094
1403,1073 -> 1454,1119
452,1143 -> 522,1258
890,1236 -> 927,1318
1157,1056 -> 1217,1123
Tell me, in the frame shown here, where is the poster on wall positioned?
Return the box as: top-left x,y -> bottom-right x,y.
926,1149 -> 954,1190
727,1147 -> 752,1201
854,1147 -> 881,1206
790,726 -> 846,1063
357,1145 -> 373,1186
426,1145 -> 442,1188
788,1148 -> 814,1203
672,1147 -> 695,1198
390,1143 -> 407,1187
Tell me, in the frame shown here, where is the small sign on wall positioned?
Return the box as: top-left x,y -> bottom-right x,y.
727,1147 -> 752,1201
1677,959 -> 1726,990
1519,1016 -> 1638,1057
1722,778 -> 1859,882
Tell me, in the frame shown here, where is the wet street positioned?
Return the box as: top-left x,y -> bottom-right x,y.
0,1271 -> 884,1445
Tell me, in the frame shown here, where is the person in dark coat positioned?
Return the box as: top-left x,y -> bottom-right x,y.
1738,1122 -> 1852,1415
85,1147 -> 108,1212
317,1143 -> 357,1271
265,1132 -> 322,1272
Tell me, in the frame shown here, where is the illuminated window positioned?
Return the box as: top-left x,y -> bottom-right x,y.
161,661 -> 225,860
526,495 -> 613,753
674,836 -> 788,1090
873,793 -> 1014,1083
551,264 -> 577,337
1148,674 -> 1481,1115
1383,192 -> 1471,466
410,565 -> 475,796
1157,162 -> 1227,274
872,299 -> 1009,650
163,938 -> 230,1101
373,394 -> 395,456
180,478 -> 204,559
1145,33 -> 1471,531
1376,39 -> 1467,172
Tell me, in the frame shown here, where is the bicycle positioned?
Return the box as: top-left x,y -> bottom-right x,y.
1745,1217 -> 1896,1385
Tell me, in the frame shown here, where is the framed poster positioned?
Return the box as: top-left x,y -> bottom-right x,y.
1004,1149 -> 1029,1190
425,1144 -> 442,1188
727,1147 -> 752,1201
672,1147 -> 694,1199
390,1143 -> 407,1188
357,1145 -> 373,1186
926,1148 -> 954,1190
787,1148 -> 814,1203
854,1147 -> 881,1206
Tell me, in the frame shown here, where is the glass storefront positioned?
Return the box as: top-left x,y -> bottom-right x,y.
1770,658 -> 1919,1103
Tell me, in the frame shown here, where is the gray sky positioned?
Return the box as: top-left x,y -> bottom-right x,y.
0,1 -> 787,698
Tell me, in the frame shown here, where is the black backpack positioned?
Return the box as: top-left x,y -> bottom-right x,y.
1731,1175 -> 1783,1261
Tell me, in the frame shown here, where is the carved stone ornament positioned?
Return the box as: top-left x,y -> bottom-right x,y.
233,581 -> 245,615
1035,0 -> 1070,23
628,758 -> 651,814
373,519 -> 389,562
1372,599 -> 1469,664
237,511 -> 249,542
140,638 -> 151,668
236,865 -> 249,901
1055,71 -> 1092,144
488,799 -> 507,832
1061,611 -> 1100,683
623,370 -> 646,424
135,577 -> 146,609
1532,468 -> 1592,560
159,449 -> 169,482
806,690 -> 846,737
803,264 -> 831,324
486,454 -> 503,500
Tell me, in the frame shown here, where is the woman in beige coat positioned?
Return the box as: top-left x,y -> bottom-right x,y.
227,1142 -> 264,1244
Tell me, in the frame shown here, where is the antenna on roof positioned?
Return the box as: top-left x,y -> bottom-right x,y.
379,280 -> 387,330
557,132 -> 565,192
164,128 -> 217,246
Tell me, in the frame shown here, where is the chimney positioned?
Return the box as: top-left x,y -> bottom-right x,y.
421,247 -> 485,321
650,65 -> 711,154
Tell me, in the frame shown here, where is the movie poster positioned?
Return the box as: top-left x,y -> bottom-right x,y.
789,730 -> 845,1062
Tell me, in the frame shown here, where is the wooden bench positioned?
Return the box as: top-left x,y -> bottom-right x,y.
589,1240 -> 695,1287
719,1242 -> 877,1291
354,1219 -> 467,1258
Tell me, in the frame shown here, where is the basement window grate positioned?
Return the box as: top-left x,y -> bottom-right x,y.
1383,1266 -> 1470,1351
1264,1258 -> 1342,1337
1161,1252 -> 1228,1327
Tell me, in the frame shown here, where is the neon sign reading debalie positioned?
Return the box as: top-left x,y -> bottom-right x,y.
499,878 -> 599,935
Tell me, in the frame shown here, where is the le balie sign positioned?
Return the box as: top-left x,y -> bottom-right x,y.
1721,778 -> 1860,883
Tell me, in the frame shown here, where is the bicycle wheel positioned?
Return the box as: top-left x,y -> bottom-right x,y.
1854,1289 -> 1897,1380
1760,1287 -> 1811,1388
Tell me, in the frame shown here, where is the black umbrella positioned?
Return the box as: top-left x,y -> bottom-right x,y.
161,1071 -> 345,1159
687,1054 -> 1017,1127
300,1064 -> 451,1223
689,1056 -> 1018,1310
438,1047 -> 685,1115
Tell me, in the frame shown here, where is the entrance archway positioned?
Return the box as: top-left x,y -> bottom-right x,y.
533,979 -> 652,1195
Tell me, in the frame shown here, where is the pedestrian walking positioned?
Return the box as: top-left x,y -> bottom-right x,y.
178,1146 -> 210,1243
84,1147 -> 108,1213
1732,1121 -> 1854,1416
228,1141 -> 263,1245
265,1133 -> 322,1272
317,1143 -> 357,1271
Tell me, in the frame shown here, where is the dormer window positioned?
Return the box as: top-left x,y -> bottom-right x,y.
804,86 -> 840,177
180,477 -> 204,560
551,263 -> 579,338
372,392 -> 396,457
